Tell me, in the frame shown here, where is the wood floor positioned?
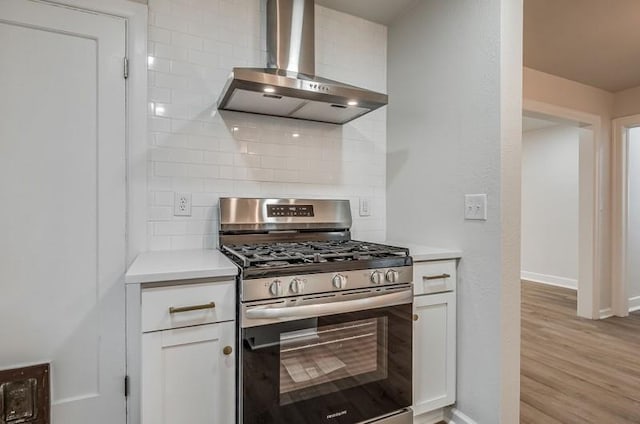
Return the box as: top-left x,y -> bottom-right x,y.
521,281 -> 640,423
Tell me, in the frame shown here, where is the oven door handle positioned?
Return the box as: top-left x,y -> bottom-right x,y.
245,288 -> 412,320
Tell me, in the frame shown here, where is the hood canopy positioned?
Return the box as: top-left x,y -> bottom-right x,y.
216,0 -> 388,125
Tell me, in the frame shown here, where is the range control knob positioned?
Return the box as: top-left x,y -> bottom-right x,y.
370,270 -> 384,285
269,279 -> 283,296
289,278 -> 305,294
332,274 -> 347,289
386,269 -> 400,283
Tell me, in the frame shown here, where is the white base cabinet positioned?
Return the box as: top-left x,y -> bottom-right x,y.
128,278 -> 236,424
142,321 -> 235,424
412,260 -> 457,417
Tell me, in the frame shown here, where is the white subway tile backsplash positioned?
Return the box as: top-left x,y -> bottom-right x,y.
149,235 -> 172,250
155,162 -> 188,178
154,191 -> 174,206
203,151 -> 234,166
149,87 -> 171,103
149,206 -> 173,221
216,166 -> 234,180
203,39 -> 233,56
170,235 -> 205,249
171,32 -> 204,50
149,25 -> 171,44
188,49 -> 219,68
154,132 -> 189,149
187,163 -> 219,178
203,178 -> 234,194
153,43 -> 189,61
150,116 -> 171,133
146,0 -> 387,248
154,71 -> 190,90
154,12 -> 192,32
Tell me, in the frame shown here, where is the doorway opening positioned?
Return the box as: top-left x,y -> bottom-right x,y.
612,115 -> 640,316
522,101 -> 600,319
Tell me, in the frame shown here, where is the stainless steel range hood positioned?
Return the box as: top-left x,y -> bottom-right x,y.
216,0 -> 388,125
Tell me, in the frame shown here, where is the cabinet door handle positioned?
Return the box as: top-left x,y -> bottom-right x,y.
169,302 -> 216,314
423,273 -> 451,281
413,314 -> 419,321
223,346 -> 233,355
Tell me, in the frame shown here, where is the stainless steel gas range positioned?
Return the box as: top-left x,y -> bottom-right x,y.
219,198 -> 413,424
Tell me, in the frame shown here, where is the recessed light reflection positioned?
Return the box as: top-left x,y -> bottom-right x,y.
155,105 -> 165,116
232,126 -> 240,132
292,133 -> 300,138
148,56 -> 155,67
347,100 -> 358,106
264,87 -> 276,93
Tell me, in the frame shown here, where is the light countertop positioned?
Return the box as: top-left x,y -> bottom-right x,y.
125,249 -> 238,284
385,241 -> 462,262
125,242 -> 460,284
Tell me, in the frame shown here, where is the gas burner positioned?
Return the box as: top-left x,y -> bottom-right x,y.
257,260 -> 291,268
222,239 -> 409,276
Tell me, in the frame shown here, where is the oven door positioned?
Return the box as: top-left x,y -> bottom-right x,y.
240,287 -> 412,424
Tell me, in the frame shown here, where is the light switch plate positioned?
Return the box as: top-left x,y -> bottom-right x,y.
465,194 -> 487,220
359,197 -> 371,217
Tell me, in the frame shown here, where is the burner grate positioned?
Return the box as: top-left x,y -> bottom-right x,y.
222,240 -> 409,269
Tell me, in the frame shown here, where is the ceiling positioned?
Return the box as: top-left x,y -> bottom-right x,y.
315,0 -> 417,25
524,0 -> 640,92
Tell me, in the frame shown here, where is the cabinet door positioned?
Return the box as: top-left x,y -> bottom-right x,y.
413,292 -> 456,415
142,321 -> 235,424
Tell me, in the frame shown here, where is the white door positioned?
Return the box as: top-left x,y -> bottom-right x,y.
0,0 -> 127,422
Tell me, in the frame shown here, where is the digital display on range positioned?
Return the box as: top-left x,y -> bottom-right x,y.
267,204 -> 314,217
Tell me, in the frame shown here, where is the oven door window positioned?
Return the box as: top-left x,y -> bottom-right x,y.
241,304 -> 411,424
279,316 -> 387,405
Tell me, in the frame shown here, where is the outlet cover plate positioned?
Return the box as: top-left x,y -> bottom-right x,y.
174,192 -> 192,216
465,194 -> 487,220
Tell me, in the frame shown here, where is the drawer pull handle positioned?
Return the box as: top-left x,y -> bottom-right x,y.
413,314 -> 419,321
423,273 -> 451,281
169,302 -> 216,314
223,346 -> 233,355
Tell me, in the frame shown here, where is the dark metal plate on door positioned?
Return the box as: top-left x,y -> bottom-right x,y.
0,364 -> 49,424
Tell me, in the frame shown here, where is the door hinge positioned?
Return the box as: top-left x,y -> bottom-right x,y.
124,375 -> 130,397
123,57 -> 129,79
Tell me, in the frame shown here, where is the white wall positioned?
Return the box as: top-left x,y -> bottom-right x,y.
521,125 -> 579,288
523,67 -> 613,310
628,127 -> 640,306
387,0 -> 521,422
146,0 -> 388,248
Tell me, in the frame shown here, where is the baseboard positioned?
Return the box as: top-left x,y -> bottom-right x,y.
521,271 -> 577,290
413,408 -> 445,424
445,408 -> 478,424
599,307 -> 614,319
629,296 -> 640,312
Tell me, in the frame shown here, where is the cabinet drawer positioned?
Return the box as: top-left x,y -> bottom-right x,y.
413,260 -> 456,295
141,280 -> 235,332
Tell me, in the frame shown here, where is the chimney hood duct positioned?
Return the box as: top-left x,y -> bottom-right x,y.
216,0 -> 388,125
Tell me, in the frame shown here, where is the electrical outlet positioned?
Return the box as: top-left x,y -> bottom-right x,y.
174,192 -> 192,216
359,197 -> 372,217
464,194 -> 487,220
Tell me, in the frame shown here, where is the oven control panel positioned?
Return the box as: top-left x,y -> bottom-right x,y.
267,204 -> 314,217
242,266 -> 414,302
